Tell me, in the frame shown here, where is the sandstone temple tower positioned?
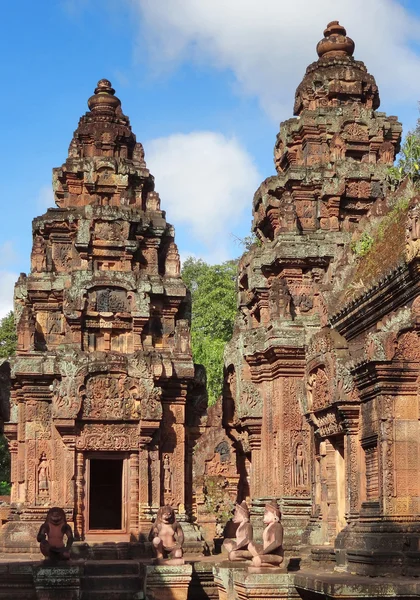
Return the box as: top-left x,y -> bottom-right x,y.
2,80 -> 197,550
217,21 -> 420,576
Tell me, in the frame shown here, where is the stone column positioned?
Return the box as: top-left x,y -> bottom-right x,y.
75,452 -> 84,540
129,452 -> 139,537
341,406 -> 360,521
138,444 -> 151,539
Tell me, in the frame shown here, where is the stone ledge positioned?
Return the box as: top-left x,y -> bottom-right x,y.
295,569 -> 420,599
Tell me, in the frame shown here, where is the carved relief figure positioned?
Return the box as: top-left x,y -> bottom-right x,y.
294,443 -> 307,488
37,507 -> 74,561
37,453 -> 50,496
248,501 -> 284,568
223,501 -> 253,561
163,454 -> 172,494
330,133 -> 346,161
175,320 -> 191,354
165,242 -> 181,277
269,278 -> 292,319
31,236 -> 47,273
148,505 -> 184,560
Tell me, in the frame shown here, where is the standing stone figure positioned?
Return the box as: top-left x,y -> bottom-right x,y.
163,454 -> 172,494
37,507 -> 74,561
148,505 -> 184,560
294,443 -> 306,487
37,453 -> 50,496
223,501 -> 253,561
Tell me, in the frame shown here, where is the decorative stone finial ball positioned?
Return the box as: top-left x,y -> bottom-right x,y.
88,79 -> 121,112
316,21 -> 355,58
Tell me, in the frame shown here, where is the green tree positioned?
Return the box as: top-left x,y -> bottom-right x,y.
0,311 -> 16,494
182,258 -> 237,405
0,311 -> 17,359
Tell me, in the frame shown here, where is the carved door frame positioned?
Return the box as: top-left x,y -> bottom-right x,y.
84,452 -> 130,541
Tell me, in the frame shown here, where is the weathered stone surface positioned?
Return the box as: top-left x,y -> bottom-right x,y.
1,79 -> 203,552
33,564 -> 82,600
145,564 -> 192,600
219,18 -> 420,581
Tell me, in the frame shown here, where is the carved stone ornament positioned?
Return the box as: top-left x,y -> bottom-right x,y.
236,381 -> 263,419
81,373 -> 140,420
316,409 -> 343,438
75,423 -> 139,451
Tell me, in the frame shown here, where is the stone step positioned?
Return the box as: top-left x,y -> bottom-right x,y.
84,560 -> 142,576
0,594 -> 36,600
81,592 -> 144,600
82,574 -> 141,591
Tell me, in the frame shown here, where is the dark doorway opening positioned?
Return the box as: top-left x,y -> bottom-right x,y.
89,458 -> 123,530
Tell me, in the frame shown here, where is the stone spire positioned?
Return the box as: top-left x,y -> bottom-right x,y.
294,21 -> 379,115
2,79 -> 197,551
53,79 -> 147,208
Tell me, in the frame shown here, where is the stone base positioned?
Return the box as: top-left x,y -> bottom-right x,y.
233,570 -> 298,600
145,564 -> 192,600
0,561 -> 36,599
295,569 -> 420,600
189,561 -> 219,600
0,520 -> 42,554
335,519 -> 420,576
33,564 -> 82,600
213,561 -> 249,600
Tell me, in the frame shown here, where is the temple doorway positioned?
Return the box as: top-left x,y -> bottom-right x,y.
87,456 -> 126,533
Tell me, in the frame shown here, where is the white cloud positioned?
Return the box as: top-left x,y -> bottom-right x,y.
131,0 -> 420,120
36,185 -> 54,210
0,242 -> 18,268
0,271 -> 17,320
145,131 -> 260,256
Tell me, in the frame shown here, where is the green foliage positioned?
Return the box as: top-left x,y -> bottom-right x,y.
388,134 -> 420,185
351,232 -> 374,257
0,312 -> 17,359
0,312 -> 15,493
0,481 -> 10,495
232,233 -> 262,251
182,258 -> 237,405
346,195 -> 411,301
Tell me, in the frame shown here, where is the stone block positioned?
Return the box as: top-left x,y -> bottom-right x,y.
33,563 -> 82,600
213,561 -> 249,600
233,570 -> 297,600
145,564 -> 192,600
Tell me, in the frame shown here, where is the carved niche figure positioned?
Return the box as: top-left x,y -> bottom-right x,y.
146,191 -> 161,211
31,236 -> 47,273
294,443 -> 307,488
37,507 -> 74,561
378,141 -> 394,164
279,192 -> 298,232
248,501 -> 284,568
165,242 -> 181,277
269,278 -> 292,319
223,501 -> 253,561
330,133 -> 346,161
133,142 -> 145,165
37,453 -> 50,496
175,320 -> 191,354
162,454 -> 173,494
148,505 -> 184,561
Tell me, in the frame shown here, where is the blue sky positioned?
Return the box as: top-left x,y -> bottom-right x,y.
1,0 -> 420,316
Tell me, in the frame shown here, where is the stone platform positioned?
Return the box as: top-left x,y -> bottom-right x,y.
1,555 -> 420,600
